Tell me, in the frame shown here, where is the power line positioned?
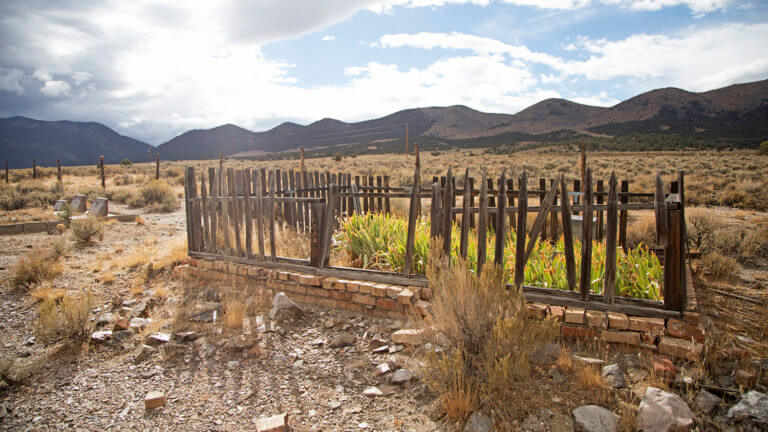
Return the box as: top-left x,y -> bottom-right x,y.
305,123 -> 407,141
308,127 -> 405,143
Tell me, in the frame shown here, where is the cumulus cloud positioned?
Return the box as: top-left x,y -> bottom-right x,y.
376,0 -> 732,14
0,68 -> 24,95
322,35 -> 337,41
39,80 -> 71,97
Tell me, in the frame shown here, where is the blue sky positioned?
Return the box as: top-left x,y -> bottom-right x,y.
1,0 -> 767,144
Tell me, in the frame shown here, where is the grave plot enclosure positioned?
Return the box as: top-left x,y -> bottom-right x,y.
184,159 -> 690,319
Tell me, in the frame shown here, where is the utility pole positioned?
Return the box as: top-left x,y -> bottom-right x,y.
32,159 -> 36,179
100,155 -> 105,188
155,154 -> 160,180
405,123 -> 409,156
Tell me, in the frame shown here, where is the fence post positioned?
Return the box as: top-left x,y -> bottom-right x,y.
209,167 -> 217,252
459,168 -> 471,259
267,171 -> 277,260
184,167 -> 193,252
442,168 -> 454,256
619,180 -> 629,249
654,174 -> 668,246
254,169 -> 265,259
430,181 -> 442,239
512,171 -> 525,288
664,196 -> 683,312
579,168 -> 593,301
33,158 -> 36,179
57,159 -> 62,183
596,179 -> 604,240
156,154 -> 160,180
559,175 -> 577,291
404,154 -> 421,276
200,175 -> 210,253
539,178 -> 547,240
243,169 -> 253,257
477,172 -> 488,273
100,156 -> 105,188
550,179 -> 559,240
5,161 -> 8,183
604,173 -> 618,304
310,202 -> 322,267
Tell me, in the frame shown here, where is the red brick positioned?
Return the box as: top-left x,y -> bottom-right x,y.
322,277 -> 338,289
386,285 -> 402,300
398,288 -> 415,305
586,310 -> 607,328
548,306 -> 565,320
658,336 -> 703,360
247,267 -> 261,277
371,284 -> 388,297
358,282 -> 376,294
307,287 -> 329,298
642,332 -> 657,345
337,300 -> 363,313
527,303 -> 548,319
652,355 -> 676,380
266,279 -> 285,290
299,274 -> 321,286
628,316 -> 665,334
607,312 -> 629,330
344,280 -> 361,292
682,311 -> 699,325
289,273 -> 302,282
352,293 -> 377,306
602,330 -> 640,345
277,271 -> 290,281
376,297 -> 399,310
330,290 -> 354,302
561,325 -> 596,339
666,318 -> 705,343
565,308 -> 585,324
407,286 -> 422,300
315,297 -> 338,310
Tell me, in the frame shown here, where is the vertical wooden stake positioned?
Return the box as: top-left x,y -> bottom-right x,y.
604,172 -> 618,304
580,139 -> 586,191
476,172 -> 488,273
579,168 -> 593,300
459,168 -> 471,259
208,167 -> 217,252
200,175 -> 210,252
268,171 -> 277,260
300,147 -> 305,173
539,177 -> 547,240
442,167 -> 454,257
57,159 -> 62,183
100,156 -> 105,188
596,179 -> 604,240
495,169 -> 508,269
33,158 -> 36,179
654,173 -> 668,246
156,154 -> 160,180
560,175 -> 577,291
619,180 -> 629,250
243,169 -> 253,257
513,171 -> 526,289
405,123 -> 409,156
403,155 -> 421,276
255,169 -> 265,259
5,161 -> 8,183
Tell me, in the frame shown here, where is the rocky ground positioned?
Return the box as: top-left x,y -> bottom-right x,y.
1,206 -> 767,431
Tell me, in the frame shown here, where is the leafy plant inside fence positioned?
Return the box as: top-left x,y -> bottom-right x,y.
336,213 -> 662,300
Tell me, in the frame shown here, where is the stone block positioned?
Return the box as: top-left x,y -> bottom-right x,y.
71,194 -> 87,212
548,306 -> 565,320
565,308 -> 585,324
561,325 -> 596,339
144,391 -> 166,410
607,312 -> 629,330
666,318 -> 705,343
352,293 -> 376,306
255,413 -> 288,432
371,284 -> 388,297
658,336 -> 704,361
398,288 -> 414,305
586,310 -> 607,328
628,316 -> 665,335
602,330 -> 640,345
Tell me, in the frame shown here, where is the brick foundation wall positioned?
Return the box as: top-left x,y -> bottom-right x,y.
175,258 -> 705,360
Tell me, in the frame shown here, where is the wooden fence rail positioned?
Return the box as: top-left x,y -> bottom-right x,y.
184,162 -> 687,318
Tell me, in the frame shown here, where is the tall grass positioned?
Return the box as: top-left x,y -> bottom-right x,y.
337,212 -> 663,300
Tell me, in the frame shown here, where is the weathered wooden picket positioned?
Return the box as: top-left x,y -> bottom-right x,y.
184,155 -> 688,319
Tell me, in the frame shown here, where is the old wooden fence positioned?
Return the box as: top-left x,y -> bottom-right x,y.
184,159 -> 688,319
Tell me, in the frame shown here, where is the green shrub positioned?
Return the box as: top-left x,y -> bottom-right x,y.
139,179 -> 175,204
333,153 -> 342,162
70,215 -> 104,244
758,141 -> 768,155
120,158 -> 131,166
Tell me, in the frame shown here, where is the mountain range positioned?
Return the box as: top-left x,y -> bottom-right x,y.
2,78 -> 766,168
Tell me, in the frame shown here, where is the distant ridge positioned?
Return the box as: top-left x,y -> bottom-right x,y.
2,78 -> 766,167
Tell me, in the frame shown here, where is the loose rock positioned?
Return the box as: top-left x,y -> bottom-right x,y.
255,413 -> 288,432
464,411 -> 493,432
572,405 -> 616,432
269,292 -> 304,322
329,332 -> 356,348
635,387 -> 694,431
391,369 -> 415,384
727,390 -> 768,426
696,389 -> 721,414
144,391 -> 166,410
601,364 -> 625,389
521,409 -> 574,432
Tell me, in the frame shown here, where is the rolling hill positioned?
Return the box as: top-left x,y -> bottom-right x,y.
2,78 -> 766,167
0,117 -> 154,169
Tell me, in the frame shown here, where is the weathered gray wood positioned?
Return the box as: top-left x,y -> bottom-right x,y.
604,172 -> 618,304
310,202 -> 322,266
243,169 -> 253,257
287,170 -> 296,230
509,178 -> 516,230
664,205 -> 683,311
404,161 -> 421,276
231,169 -> 243,256
596,179 -> 604,240
254,169 -> 265,259
678,171 -> 686,312
619,180 -> 629,250
487,177 -> 496,230
560,175 -> 577,291
522,289 -> 679,319
579,168 -> 593,300
442,167 -> 454,256
267,171 -> 277,260
361,176 -> 369,213
654,173 -> 668,246
208,167 -> 217,252
459,168 -> 471,259
550,179 -> 559,241
368,175 -> 375,212
477,172 -> 488,273
468,178 -> 476,229
513,171 -> 525,289
302,169 -> 310,231
318,266 -> 428,287
200,174 -> 211,253
220,167 -> 230,253
319,184 -> 338,268
495,169 -> 508,269
523,178 -> 557,265
384,176 -> 391,215
430,181 -> 441,239
184,167 -> 193,252
307,172 -> 315,229
539,178 -> 547,240
276,168 -> 283,223
376,175 -> 383,212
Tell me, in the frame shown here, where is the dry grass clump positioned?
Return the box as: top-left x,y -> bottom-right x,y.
70,215 -> 104,244
686,208 -> 719,252
11,247 -> 63,289
136,179 -> 178,212
421,239 -> 560,425
626,213 -> 657,249
275,227 -> 310,258
700,252 -> 738,282
29,282 -> 66,303
35,291 -> 94,344
576,365 -> 609,403
222,300 -> 245,329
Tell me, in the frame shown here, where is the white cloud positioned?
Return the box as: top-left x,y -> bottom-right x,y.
570,90 -> 620,106
39,80 -> 71,97
376,0 -> 732,14
322,35 -> 337,41
377,23 -> 768,90
32,70 -> 51,81
0,68 -> 24,95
